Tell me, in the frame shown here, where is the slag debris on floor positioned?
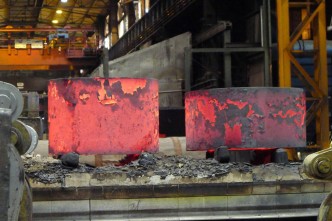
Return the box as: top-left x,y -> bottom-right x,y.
23,153 -> 302,185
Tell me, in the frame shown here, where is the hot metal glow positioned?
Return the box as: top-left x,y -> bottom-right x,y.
48,78 -> 159,155
185,87 -> 306,150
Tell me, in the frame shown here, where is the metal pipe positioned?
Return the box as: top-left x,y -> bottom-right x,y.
262,0 -> 272,86
223,30 -> 232,87
191,47 -> 264,53
184,47 -> 192,92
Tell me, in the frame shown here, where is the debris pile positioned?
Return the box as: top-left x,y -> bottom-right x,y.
23,153 -> 302,185
23,156 -> 94,184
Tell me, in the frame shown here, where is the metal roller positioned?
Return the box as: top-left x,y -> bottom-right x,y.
0,81 -> 24,122
25,125 -> 38,154
304,142 -> 332,221
11,120 -> 32,155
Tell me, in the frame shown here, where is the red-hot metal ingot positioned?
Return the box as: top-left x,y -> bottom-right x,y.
48,78 -> 159,155
185,87 -> 306,150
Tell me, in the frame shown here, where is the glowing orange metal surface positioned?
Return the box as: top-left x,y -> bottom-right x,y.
48,78 -> 159,155
185,87 -> 306,150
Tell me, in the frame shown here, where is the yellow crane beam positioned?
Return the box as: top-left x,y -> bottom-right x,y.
277,0 -> 329,149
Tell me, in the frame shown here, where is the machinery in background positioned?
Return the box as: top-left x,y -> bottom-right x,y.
0,81 -> 38,221
19,92 -> 44,140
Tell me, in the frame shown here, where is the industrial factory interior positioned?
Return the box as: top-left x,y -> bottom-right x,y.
1,0 -> 332,220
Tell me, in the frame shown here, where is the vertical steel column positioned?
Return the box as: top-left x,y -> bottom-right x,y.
262,0 -> 272,86
312,1 -> 329,148
184,47 -> 192,92
276,0 -> 330,148
140,0 -> 146,17
223,30 -> 232,87
110,0 -> 119,46
102,47 -> 109,77
277,0 -> 291,87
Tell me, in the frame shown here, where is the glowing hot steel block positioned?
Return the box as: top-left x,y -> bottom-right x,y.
185,87 -> 306,150
48,78 -> 159,155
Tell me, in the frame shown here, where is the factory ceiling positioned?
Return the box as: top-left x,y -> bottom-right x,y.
0,0 -> 114,91
0,0 -> 109,29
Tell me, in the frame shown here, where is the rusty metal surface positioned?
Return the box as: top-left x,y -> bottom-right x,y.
48,78 -> 159,155
185,87 -> 306,150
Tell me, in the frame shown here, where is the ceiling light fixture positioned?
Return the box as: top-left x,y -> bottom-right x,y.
52,20 -> 59,24
56,10 -> 63,14
60,0 -> 67,3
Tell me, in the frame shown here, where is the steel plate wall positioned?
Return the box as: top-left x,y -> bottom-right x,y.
91,32 -> 191,108
48,78 -> 159,155
185,87 -> 306,150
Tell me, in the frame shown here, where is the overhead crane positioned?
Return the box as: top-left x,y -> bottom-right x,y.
0,27 -> 99,71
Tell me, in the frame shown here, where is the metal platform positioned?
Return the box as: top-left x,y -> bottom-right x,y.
31,181 -> 328,220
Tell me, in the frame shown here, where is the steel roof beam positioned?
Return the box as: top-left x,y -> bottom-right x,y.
0,27 -> 95,32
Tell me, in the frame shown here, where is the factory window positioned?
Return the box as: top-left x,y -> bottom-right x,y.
105,15 -> 109,36
104,36 -> 110,49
